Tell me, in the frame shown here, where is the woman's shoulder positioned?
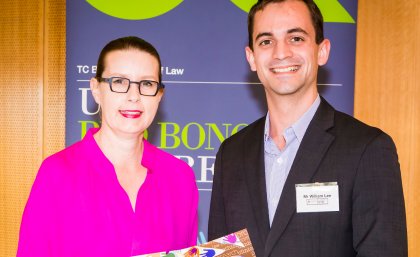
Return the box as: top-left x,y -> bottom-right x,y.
27,140 -> 86,199
43,139 -> 86,166
143,140 -> 195,181
144,140 -> 189,167
38,137 -> 93,181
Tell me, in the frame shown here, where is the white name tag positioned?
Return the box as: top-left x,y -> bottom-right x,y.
295,182 -> 339,213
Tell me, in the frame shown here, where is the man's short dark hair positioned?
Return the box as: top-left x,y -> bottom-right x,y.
248,0 -> 325,49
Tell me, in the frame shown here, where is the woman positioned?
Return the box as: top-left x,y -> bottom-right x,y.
17,36 -> 198,257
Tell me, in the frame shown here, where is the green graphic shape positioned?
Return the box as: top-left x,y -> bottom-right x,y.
230,0 -> 355,23
314,0 -> 355,23
230,0 -> 255,13
86,0 -> 183,20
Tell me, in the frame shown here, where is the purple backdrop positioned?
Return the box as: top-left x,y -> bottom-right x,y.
66,0 -> 358,243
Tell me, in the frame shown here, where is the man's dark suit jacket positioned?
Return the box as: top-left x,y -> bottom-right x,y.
208,98 -> 407,257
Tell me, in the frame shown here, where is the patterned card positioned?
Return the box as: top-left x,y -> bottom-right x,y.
134,229 -> 256,257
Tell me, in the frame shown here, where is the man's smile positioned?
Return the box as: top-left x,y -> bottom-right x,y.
270,65 -> 300,73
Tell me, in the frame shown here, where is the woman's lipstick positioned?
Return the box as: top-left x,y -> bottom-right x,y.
119,110 -> 142,118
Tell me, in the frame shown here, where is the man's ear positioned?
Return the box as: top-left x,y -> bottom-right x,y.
245,46 -> 257,71
90,77 -> 101,105
317,39 -> 331,66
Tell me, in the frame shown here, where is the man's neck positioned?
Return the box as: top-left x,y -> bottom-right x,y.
266,89 -> 318,140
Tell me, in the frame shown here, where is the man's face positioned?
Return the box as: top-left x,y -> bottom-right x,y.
246,0 -> 330,99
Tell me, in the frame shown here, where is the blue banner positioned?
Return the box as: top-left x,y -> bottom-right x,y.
66,0 -> 357,243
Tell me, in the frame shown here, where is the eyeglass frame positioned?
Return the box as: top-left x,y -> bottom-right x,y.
96,76 -> 165,96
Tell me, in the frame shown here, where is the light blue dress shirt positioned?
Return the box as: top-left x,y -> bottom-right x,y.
264,95 -> 321,226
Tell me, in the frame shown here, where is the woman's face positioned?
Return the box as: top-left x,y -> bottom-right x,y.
90,49 -> 162,138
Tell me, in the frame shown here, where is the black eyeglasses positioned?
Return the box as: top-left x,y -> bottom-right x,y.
97,77 -> 164,96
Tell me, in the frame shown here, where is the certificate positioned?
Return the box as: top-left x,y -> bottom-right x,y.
133,229 -> 256,257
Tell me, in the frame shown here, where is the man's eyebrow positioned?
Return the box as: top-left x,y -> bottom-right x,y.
287,27 -> 309,35
255,32 -> 273,42
254,28 -> 309,42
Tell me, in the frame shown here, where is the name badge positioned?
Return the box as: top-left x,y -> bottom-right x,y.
295,182 -> 339,213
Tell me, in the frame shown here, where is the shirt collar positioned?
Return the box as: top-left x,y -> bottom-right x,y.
140,139 -> 155,174
264,94 -> 321,143
82,128 -> 114,171
83,128 -> 154,174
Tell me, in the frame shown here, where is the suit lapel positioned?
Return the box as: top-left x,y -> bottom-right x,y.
243,117 -> 271,246
264,98 -> 336,256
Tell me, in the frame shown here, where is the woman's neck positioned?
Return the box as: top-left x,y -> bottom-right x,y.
93,128 -> 144,167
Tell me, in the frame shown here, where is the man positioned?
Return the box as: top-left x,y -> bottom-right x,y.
208,0 -> 407,256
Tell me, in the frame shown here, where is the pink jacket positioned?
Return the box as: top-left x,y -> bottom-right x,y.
17,128 -> 198,257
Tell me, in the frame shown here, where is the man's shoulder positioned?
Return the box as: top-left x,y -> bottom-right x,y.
322,108 -> 400,156
332,109 -> 385,139
314,98 -> 385,140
